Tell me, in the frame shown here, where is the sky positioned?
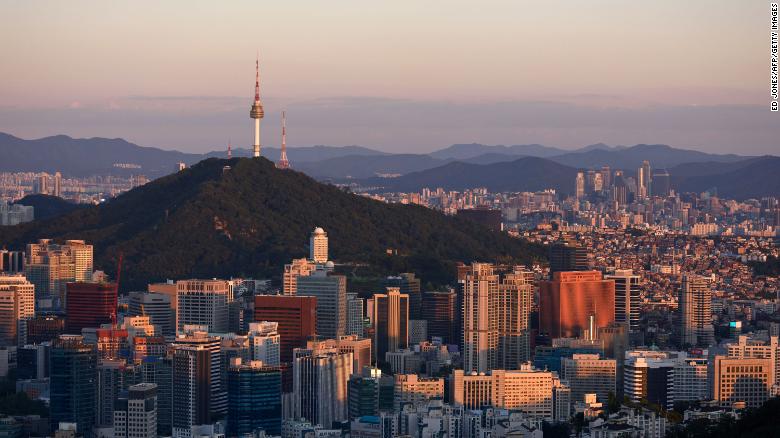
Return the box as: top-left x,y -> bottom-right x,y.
0,1 -> 776,155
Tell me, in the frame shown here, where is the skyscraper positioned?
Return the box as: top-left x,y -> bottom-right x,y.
422,290 -> 458,345
293,343 -> 352,428
606,270 -> 641,339
0,274 -> 35,346
346,293 -> 365,338
461,264 -> 533,373
677,274 -> 714,348
176,279 -> 232,333
539,271 -> 616,339
575,171 -> 585,199
172,344 -> 212,436
54,171 -> 63,198
309,227 -> 329,264
127,291 -> 175,337
372,287 -> 409,363
113,383 -> 158,438
249,56 -> 264,158
174,329 -> 227,418
50,335 -> 97,436
652,169 -> 671,197
226,358 -> 282,436
637,160 -> 651,199
65,282 -> 117,334
25,239 -> 93,303
282,258 -> 316,295
297,267 -> 346,340
253,295 -> 317,363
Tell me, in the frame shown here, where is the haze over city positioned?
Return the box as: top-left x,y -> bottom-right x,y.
0,0 -> 776,154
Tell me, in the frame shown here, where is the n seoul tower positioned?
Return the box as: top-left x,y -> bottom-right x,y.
249,56 -> 264,158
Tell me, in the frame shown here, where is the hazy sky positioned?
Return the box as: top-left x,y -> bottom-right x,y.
0,1 -> 776,154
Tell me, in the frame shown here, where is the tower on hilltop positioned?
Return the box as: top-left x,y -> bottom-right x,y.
277,111 -> 290,169
249,55 -> 264,158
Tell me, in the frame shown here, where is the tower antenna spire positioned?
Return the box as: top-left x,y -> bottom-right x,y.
277,110 -> 290,169
227,138 -> 232,159
249,52 -> 264,158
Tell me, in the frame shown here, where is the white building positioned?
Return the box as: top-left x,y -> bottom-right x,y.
248,321 -> 281,366
113,383 -> 158,438
309,227 -> 329,264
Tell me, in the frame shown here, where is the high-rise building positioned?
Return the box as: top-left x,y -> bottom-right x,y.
176,279 -> 232,334
113,383 -> 158,438
605,270 -> 641,338
25,239 -> 93,302
0,250 -> 24,273
35,173 -> 48,195
623,350 -> 675,410
539,271 -> 615,339
575,171 -> 585,199
348,367 -> 383,420
297,267 -> 346,340
346,293 -> 365,338
172,344 -> 212,437
65,282 -> 117,334
54,171 -> 63,198
712,355 -> 773,408
97,358 -> 138,426
282,258 -> 316,295
174,329 -> 227,418
451,365 -> 571,421
0,275 -> 35,346
549,241 -> 589,274
384,273 -> 421,320
50,335 -> 98,436
652,169 -> 671,197
139,356 -> 173,436
127,291 -> 175,337
309,227 -> 329,264
422,290 -> 458,344
293,343 -> 352,428
254,295 -> 317,363
372,287 -> 409,363
462,264 -> 533,373
226,358 -> 282,437
306,336 -> 371,375
677,274 -> 714,348
249,56 -> 264,158
393,374 -> 444,410
637,160 -> 651,199
24,315 -> 65,344
247,321 -> 281,366
561,353 -> 616,404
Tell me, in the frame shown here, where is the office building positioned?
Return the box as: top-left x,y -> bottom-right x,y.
348,368 -> 383,420
652,169 -> 671,197
561,353 -> 616,403
606,270 -> 641,338
254,295 -> 317,363
712,355 -> 773,408
549,241 -> 589,274
0,250 -> 24,273
248,321 -> 281,366
422,290 -> 458,344
127,291 -> 175,337
623,350 -> 675,410
306,336 -> 371,375
176,279 -> 232,333
451,365 -> 571,421
309,227 -> 329,263
139,356 -> 173,436
293,342 -> 352,428
575,171 -> 585,199
372,287 -> 409,363
113,383 -> 157,438
393,374 -> 444,410
678,274 -> 714,348
97,358 -> 138,426
25,239 -> 93,302
283,258 -> 316,295
50,335 -> 97,436
174,329 -> 226,418
0,275 -> 35,346
384,273 -> 421,320
296,267 -> 346,340
24,315 -> 65,344
346,293 -> 364,338
172,344 -> 212,437
539,271 -> 615,339
65,282 -> 117,334
226,358 -> 282,437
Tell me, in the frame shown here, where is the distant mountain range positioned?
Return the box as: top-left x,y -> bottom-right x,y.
0,158 -> 545,289
1,132 -> 775,199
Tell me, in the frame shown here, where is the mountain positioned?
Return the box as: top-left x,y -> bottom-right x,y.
357,157 -> 579,194
12,195 -> 84,220
670,156 -> 780,199
549,144 -> 748,170
0,157 -> 545,290
204,145 -> 388,162
294,154 -> 446,179
0,132 -> 201,178
430,143 -> 567,160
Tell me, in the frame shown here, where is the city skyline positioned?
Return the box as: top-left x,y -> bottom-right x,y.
1,1 -> 776,155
